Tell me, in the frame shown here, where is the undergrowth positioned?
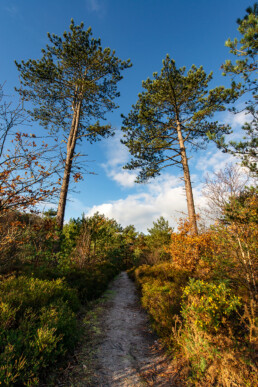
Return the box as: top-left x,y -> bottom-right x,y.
130,196 -> 258,387
0,212 -> 122,386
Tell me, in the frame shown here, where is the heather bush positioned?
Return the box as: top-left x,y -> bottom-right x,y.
132,205 -> 257,386
0,276 -> 80,312
0,211 -> 124,385
0,276 -> 79,386
174,279 -> 257,386
64,261 -> 120,302
134,263 -> 189,344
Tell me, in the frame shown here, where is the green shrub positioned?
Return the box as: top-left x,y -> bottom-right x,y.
64,261 -> 119,303
0,276 -> 79,386
0,275 -> 80,313
0,260 -> 120,385
134,263 -> 189,345
181,279 -> 241,333
0,210 -> 123,385
133,264 -> 257,385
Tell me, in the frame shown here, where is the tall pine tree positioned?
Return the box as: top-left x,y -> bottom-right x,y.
16,20 -> 131,228
122,56 -> 234,233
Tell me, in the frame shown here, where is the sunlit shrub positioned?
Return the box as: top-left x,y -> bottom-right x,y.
134,263 -> 189,345
132,205 -> 257,385
181,279 -> 241,333
135,262 -> 189,284
174,279 -> 257,385
0,275 -> 80,313
168,218 -> 215,274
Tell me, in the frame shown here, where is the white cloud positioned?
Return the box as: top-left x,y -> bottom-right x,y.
85,173 -> 205,232
89,117 -> 249,232
109,170 -> 138,188
94,133 -> 211,232
224,110 -> 252,129
101,134 -> 138,188
196,149 -> 238,174
105,135 -> 129,167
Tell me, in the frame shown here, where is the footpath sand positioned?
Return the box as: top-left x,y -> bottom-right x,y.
92,271 -> 175,386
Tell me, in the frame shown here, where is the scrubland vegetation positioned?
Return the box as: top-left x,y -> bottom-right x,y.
0,3 -> 257,386
1,185 -> 257,385
0,211 -> 127,385
129,188 -> 257,386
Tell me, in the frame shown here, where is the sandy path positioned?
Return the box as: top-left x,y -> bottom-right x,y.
93,272 -> 175,386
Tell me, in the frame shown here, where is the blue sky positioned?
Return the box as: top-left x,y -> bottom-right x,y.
0,0 -> 251,231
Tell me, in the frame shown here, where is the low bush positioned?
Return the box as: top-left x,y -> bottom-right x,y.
133,261 -> 257,386
174,279 -> 256,386
133,263 -> 189,345
1,275 -> 80,313
64,261 -> 120,303
167,219 -> 215,275
0,276 -> 79,386
0,260 -> 120,385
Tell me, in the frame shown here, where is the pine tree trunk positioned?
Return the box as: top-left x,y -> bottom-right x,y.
56,100 -> 82,229
176,120 -> 198,234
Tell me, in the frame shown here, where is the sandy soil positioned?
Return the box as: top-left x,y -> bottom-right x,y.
92,272 -> 176,386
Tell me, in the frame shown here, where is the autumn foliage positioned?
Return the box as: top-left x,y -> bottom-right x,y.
167,218 -> 214,274
130,191 -> 257,386
0,131 -> 61,214
1,5 -> 257,385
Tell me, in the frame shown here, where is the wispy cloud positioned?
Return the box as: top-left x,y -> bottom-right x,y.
223,109 -> 252,129
101,134 -> 138,188
3,4 -> 19,17
1,2 -> 25,23
218,106 -> 252,139
85,0 -> 106,17
195,149 -> 237,174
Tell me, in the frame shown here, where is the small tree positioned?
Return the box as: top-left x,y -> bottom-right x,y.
147,216 -> 172,248
0,84 -> 24,157
202,163 -> 250,220
122,56 -> 234,233
16,20 -> 131,229
0,85 -> 60,213
146,216 -> 172,263
211,189 -> 258,315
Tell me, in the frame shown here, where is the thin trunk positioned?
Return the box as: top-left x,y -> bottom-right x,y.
56,100 -> 82,229
236,236 -> 257,307
176,120 -> 198,234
